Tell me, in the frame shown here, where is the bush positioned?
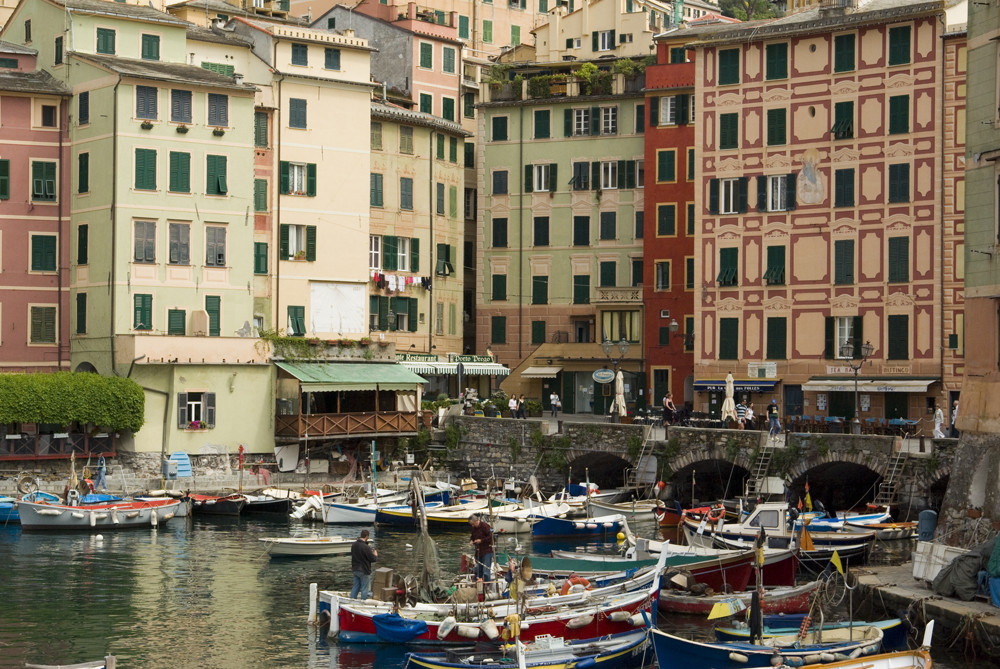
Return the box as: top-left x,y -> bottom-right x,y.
0,372 -> 145,433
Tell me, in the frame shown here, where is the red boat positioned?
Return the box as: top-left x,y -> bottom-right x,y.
657,580 -> 819,615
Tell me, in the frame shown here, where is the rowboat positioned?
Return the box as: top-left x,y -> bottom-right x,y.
657,580 -> 820,615
190,493 -> 246,516
375,499 -> 521,529
18,497 -> 181,531
845,520 -> 917,540
403,629 -> 652,669
651,623 -> 883,669
260,535 -> 353,557
321,498 -> 441,524
741,622 -> 936,669
627,534 -> 798,587
531,513 -> 625,538
491,501 -> 572,534
715,616 -> 909,651
0,491 -> 61,524
243,494 -> 294,515
26,657 -> 117,669
543,549 -> 756,592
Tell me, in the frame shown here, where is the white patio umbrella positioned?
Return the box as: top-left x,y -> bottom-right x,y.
610,370 -> 628,418
721,372 -> 737,423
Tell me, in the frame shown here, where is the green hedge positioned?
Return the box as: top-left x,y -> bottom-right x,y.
0,372 -> 145,432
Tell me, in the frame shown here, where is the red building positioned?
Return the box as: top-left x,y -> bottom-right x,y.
0,41 -> 70,372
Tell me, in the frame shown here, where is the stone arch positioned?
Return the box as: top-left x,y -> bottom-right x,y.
74,361 -> 98,373
566,452 -> 633,489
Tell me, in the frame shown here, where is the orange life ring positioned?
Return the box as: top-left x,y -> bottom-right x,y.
560,576 -> 591,596
706,506 -> 726,522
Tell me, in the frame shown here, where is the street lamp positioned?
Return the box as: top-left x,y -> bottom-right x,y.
668,318 -> 695,347
839,339 -> 875,435
601,336 -> 630,423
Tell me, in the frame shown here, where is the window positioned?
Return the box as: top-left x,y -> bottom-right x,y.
136,85 -> 157,120
719,48 -> 739,85
178,391 -> 215,428
400,126 -> 414,153
172,90 -> 193,123
169,222 -> 190,265
888,164 -> 910,203
717,247 -> 738,286
77,225 -> 88,265
32,161 -> 56,202
715,177 -> 746,215
888,236 -> 909,283
834,168 -> 854,207
573,108 -> 590,136
766,317 -> 787,359
76,293 -> 87,334
834,239 -> 855,284
253,178 -> 268,212
599,211 -> 616,240
398,176 -> 413,210
134,148 -> 156,190
369,235 -> 381,269
656,150 -> 675,182
167,309 -> 185,335
206,154 -> 227,195
436,182 -> 445,215
396,237 -> 410,271
766,174 -> 791,212
492,170 -> 508,195
325,48 -> 340,70
534,109 -> 550,139
55,36 -> 63,65
719,318 -> 738,360
511,25 -> 520,45
888,25 -> 911,66
532,164 -> 552,192
573,216 -> 589,246
289,98 -> 307,128
600,161 -> 618,190
765,43 -> 788,80
764,246 -> 785,285
657,204 -> 676,236
492,116 -> 508,141
370,173 -> 383,207
531,276 -> 549,304
465,188 -> 476,221
442,97 -> 455,122
636,102 -> 645,133
208,93 -> 228,127
601,311 -> 639,342
531,320 -> 546,344
601,106 -> 617,134
719,113 -> 738,149
459,15 -> 469,39
533,216 -> 549,246
573,274 -> 590,304
141,34 -> 159,61
597,29 -> 614,51
483,20 -> 492,44
419,93 -> 432,115
834,34 -> 855,72
767,108 -> 786,146
254,242 -> 268,275
635,211 -> 644,239
370,122 -> 382,150
687,203 -> 695,235
491,274 -> 506,301
38,104 -> 56,128
96,28 -> 115,55
24,19 -> 31,43
490,316 -> 505,343
888,95 -> 909,134
655,261 -> 670,291
657,95 -> 690,126
79,92 -> 89,125
169,152 -> 190,193
464,92 -> 475,118
887,314 -> 908,359
686,257 -> 695,290
30,306 -> 56,344
78,153 -> 89,193
201,61 -> 234,77
133,221 -> 155,263
287,306 -> 306,337
688,149 -> 695,181
133,294 -> 152,330
435,134 -> 445,160
831,315 -> 859,359
571,161 -> 590,190
205,226 -> 226,266
435,243 -> 455,276
30,234 -> 57,272
492,218 -> 508,248
291,43 -> 308,66
632,258 -> 643,287
831,101 -> 853,139
419,42 -> 433,69
205,295 -> 221,336
600,261 -> 616,288
443,47 -> 456,73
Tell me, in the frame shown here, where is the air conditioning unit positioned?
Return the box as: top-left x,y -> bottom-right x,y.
660,309 -> 670,319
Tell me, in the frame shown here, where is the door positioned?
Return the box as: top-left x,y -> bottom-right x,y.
708,391 -> 722,419
885,392 -> 908,420
828,391 -> 855,420
561,373 -> 576,414
652,369 -> 670,413
593,379 -> 613,415
783,384 -> 803,418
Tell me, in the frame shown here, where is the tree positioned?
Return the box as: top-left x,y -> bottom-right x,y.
719,0 -> 781,21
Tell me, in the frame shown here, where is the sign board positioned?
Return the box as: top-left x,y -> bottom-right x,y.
593,369 -> 616,384
396,353 -> 439,362
451,354 -> 495,363
747,362 -> 777,379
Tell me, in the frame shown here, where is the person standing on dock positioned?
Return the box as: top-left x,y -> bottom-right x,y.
767,399 -> 781,439
469,515 -> 494,582
933,403 -> 945,438
350,530 -> 378,600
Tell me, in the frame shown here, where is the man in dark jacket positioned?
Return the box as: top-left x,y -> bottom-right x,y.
350,529 -> 378,599
469,515 -> 494,581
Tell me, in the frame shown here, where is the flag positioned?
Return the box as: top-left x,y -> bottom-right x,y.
831,550 -> 844,575
754,528 -> 767,567
800,526 -> 815,551
804,481 -> 813,512
797,497 -> 803,511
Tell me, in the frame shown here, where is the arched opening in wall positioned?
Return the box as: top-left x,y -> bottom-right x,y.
74,362 -> 98,373
788,462 -> 882,516
670,459 -> 750,507
683,374 -> 694,407
926,474 -> 949,514
567,453 -> 633,491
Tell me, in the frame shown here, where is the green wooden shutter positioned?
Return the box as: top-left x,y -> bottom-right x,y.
649,96 -> 659,127
410,237 -> 420,272
835,239 -> 854,284
0,159 -> 8,200
888,236 -> 909,282
449,136 -> 457,162
590,106 -> 600,135
617,160 -> 627,189
408,297 -> 418,332
532,275 -> 548,304
676,95 -> 689,126
254,242 -> 268,274
305,226 -> 317,261
531,320 -> 546,345
786,172 -> 797,211
78,152 -> 89,193
708,179 -> 720,214
306,163 -> 317,196
573,274 -> 590,304
852,316 -> 864,358
254,178 -> 267,211
383,236 -> 398,271
74,293 -> 86,334
564,108 -> 573,136
134,294 -> 152,330
377,297 -> 388,331
657,150 -> 674,182
737,177 -> 749,213
888,314 -> 908,359
824,316 -> 835,358
167,308 -> 186,335
524,164 -> 533,193
492,274 -> 506,300
491,316 -> 506,344
889,95 -> 909,134
370,173 -> 383,207
719,318 -> 739,359
279,224 -> 290,259
757,175 -> 768,211
77,224 -> 88,264
135,148 -> 156,190
767,108 -> 785,145
600,261 -> 616,287
169,152 -> 190,193
254,111 -> 268,147
279,161 -> 290,194
766,317 -> 786,359
449,186 -> 457,218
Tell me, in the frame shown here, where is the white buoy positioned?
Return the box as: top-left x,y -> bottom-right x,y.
89,511 -> 97,527
728,652 -> 749,663
95,534 -> 104,542
111,508 -> 120,524
308,583 -> 318,624
150,509 -> 158,527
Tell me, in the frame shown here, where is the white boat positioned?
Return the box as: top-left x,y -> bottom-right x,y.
260,535 -> 354,557
322,497 -> 442,524
18,498 -> 181,531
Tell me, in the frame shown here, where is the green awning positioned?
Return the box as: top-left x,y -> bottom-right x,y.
276,362 -> 427,392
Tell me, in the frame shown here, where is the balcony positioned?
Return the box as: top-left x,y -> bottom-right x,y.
645,62 -> 695,92
595,286 -> 643,305
0,430 -> 116,461
275,411 -> 420,440
485,72 -> 646,104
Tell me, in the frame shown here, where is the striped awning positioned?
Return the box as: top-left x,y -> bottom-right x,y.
399,362 -> 509,377
521,366 -> 563,378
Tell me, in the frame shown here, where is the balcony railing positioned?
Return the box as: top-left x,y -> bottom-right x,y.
487,72 -> 646,104
0,431 -> 116,461
595,287 -> 643,304
275,411 -> 420,439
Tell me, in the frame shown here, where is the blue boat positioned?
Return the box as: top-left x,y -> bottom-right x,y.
714,617 -> 908,651
0,491 -> 61,524
651,625 -> 884,669
530,513 -> 625,538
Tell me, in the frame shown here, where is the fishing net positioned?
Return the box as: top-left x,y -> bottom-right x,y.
409,475 -> 452,603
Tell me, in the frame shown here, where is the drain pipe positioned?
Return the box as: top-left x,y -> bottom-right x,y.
428,128 -> 435,353
109,74 -> 122,375
518,104 -> 524,360
57,94 -> 67,369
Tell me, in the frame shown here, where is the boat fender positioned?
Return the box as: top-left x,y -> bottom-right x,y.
505,614 -> 520,639
329,598 -> 341,638
586,523 -> 597,529
163,513 -> 175,520
90,510 -> 97,526
148,489 -> 167,497
607,611 -> 630,622
627,613 -> 646,627
566,613 -> 594,629
111,508 -> 120,524
151,510 -> 158,527
802,655 -> 821,665
833,653 -> 850,662
37,508 -> 63,516
574,658 -> 597,669
456,624 -> 480,639
603,522 -> 613,528
480,618 -> 500,640
783,656 -> 803,667
769,654 -> 784,667
819,653 -> 835,663
847,648 -> 863,660
126,511 -> 139,519
574,522 -> 585,529
559,576 -> 591,596
438,616 -> 457,639
71,512 -> 84,519
728,652 -> 749,663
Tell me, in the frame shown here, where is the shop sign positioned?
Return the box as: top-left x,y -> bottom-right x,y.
396,353 -> 439,362
451,355 -> 495,363
593,369 -> 616,384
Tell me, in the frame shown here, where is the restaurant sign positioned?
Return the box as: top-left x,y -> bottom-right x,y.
593,369 -> 616,384
396,353 -> 439,362
451,355 -> 496,363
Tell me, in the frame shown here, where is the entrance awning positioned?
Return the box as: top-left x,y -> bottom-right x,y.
693,380 -> 779,392
398,361 -> 510,377
276,361 -> 426,392
521,365 -> 563,378
802,377 -> 938,393
460,362 -> 510,377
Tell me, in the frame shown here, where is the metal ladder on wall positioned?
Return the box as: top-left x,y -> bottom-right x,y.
627,427 -> 658,491
744,443 -> 775,497
873,450 -> 907,507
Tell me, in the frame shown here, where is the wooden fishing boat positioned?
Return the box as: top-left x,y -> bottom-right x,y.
651,624 -> 883,669
715,616 -> 909,651
190,493 -> 246,516
491,501 -> 572,534
260,535 -> 353,557
844,520 -> 916,540
627,535 -> 798,587
769,648 -> 932,669
26,657 -> 117,669
657,580 -> 820,615
531,513 -> 626,538
243,494 -> 294,515
18,497 -> 181,531
403,629 -> 651,669
0,491 -> 61,524
375,499 -> 520,529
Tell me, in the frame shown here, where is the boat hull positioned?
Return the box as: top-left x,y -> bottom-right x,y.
715,617 -> 909,652
657,580 -> 819,615
244,497 -> 294,515
261,536 -> 353,557
531,514 -> 625,538
190,495 -> 246,516
18,499 -> 181,531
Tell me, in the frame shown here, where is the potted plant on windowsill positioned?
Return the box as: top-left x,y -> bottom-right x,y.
140,121 -> 154,130
176,125 -> 189,134
293,250 -> 307,260
212,127 -> 226,136
188,420 -> 207,430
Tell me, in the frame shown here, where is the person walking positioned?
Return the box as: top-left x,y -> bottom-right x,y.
550,391 -> 560,418
745,402 -> 756,430
517,394 -> 527,419
469,515 -> 494,581
663,392 -> 676,425
350,529 -> 378,599
508,395 -> 518,418
767,399 -> 781,439
735,400 -> 747,429
933,403 -> 945,438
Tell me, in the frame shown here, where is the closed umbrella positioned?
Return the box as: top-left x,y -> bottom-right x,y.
611,371 -> 628,418
721,372 -> 737,423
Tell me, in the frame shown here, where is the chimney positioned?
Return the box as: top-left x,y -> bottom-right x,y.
407,2 -> 416,20
211,17 -> 226,30
343,28 -> 355,38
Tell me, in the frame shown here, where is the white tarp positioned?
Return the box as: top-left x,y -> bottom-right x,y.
310,281 -> 366,335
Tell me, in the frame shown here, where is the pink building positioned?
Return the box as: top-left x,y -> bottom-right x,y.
0,41 -> 70,371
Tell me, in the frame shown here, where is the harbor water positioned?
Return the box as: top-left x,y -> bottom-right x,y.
0,515 -> 982,668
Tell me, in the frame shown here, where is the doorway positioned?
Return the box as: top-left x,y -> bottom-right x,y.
885,392 -> 908,420
828,391 -> 855,420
